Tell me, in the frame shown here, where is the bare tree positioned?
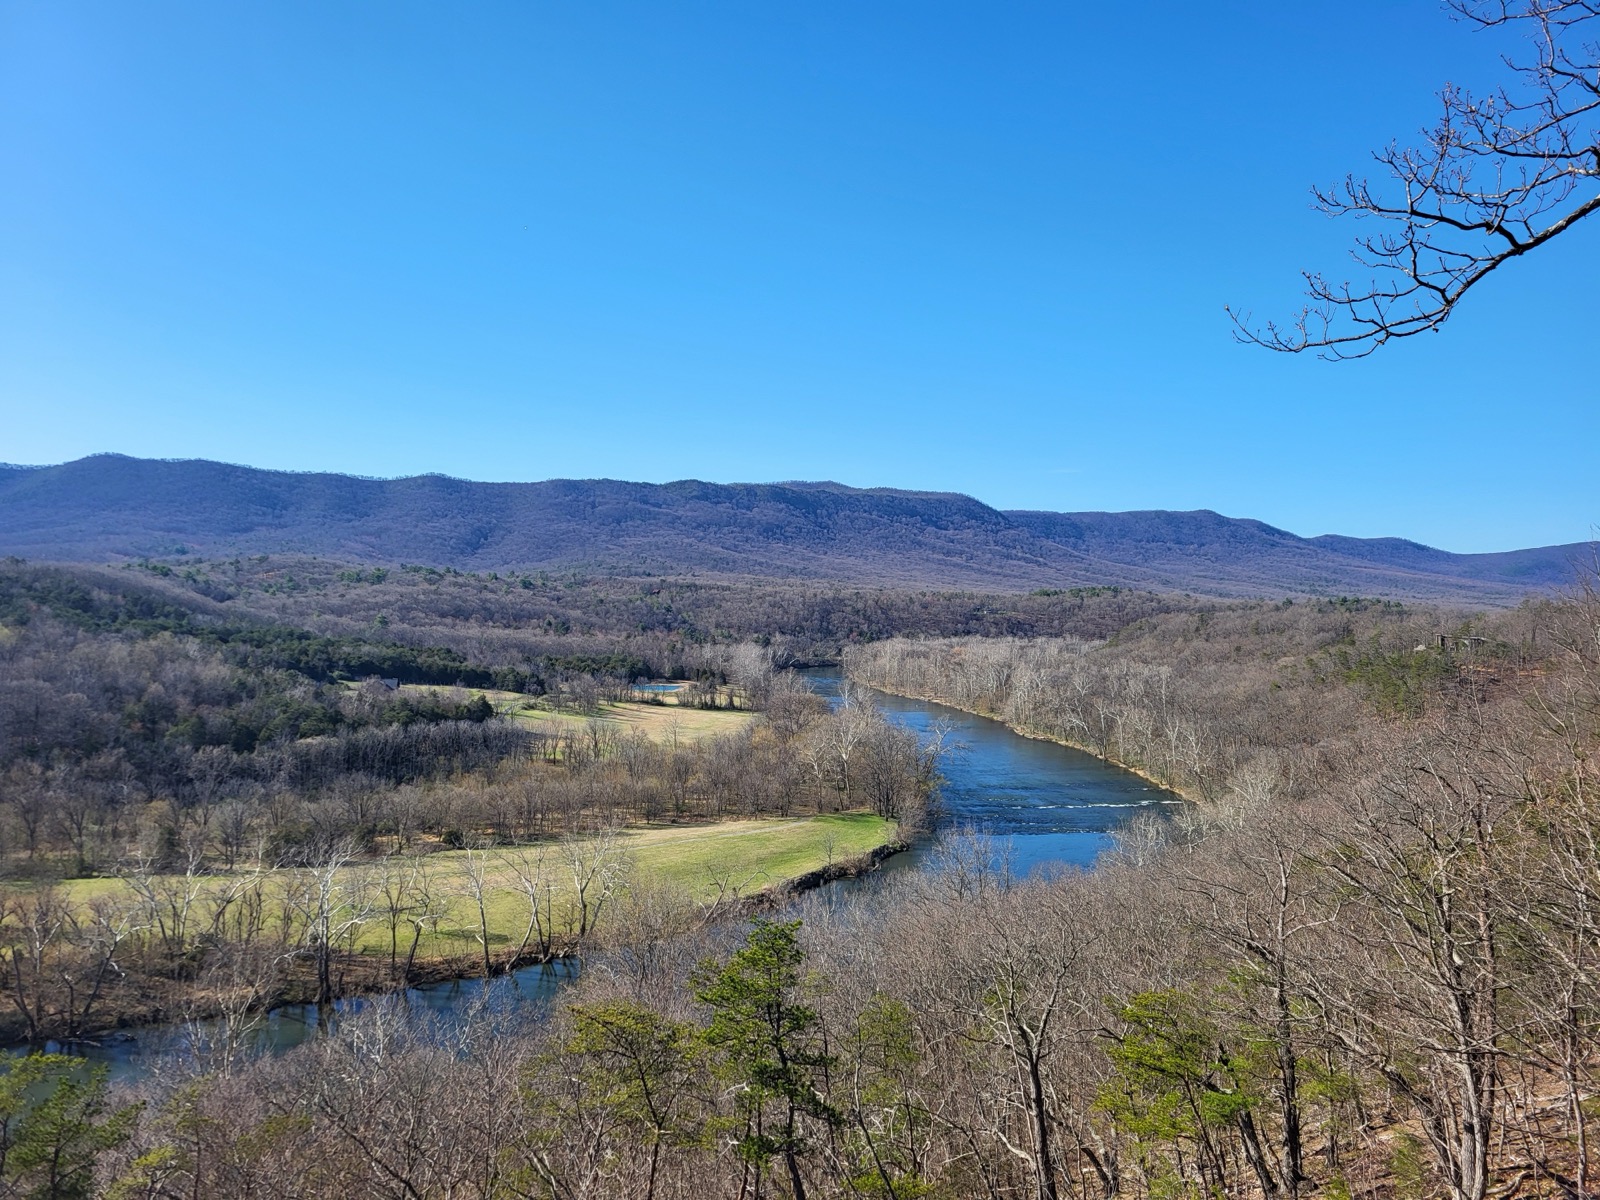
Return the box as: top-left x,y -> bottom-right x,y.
0,886 -> 131,1041
1179,812 -> 1332,1197
1302,729 -> 1514,1200
122,841 -> 209,967
287,840 -> 370,1005
563,828 -> 630,942
910,881 -> 1099,1200
1232,0 -> 1600,358
459,840 -> 498,979
499,842 -> 557,964
185,938 -> 282,1077
374,853 -> 428,977
400,858 -> 446,983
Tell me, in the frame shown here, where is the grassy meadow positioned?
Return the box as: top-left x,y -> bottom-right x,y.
52,813 -> 895,961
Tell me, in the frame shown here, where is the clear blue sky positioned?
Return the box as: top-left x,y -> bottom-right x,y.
1,2 -> 1594,552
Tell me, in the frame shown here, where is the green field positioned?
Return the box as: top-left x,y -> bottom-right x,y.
412,812 -> 890,955
46,813 -> 895,960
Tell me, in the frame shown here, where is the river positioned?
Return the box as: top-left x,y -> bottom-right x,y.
802,668 -> 1179,878
37,670 -> 1178,1081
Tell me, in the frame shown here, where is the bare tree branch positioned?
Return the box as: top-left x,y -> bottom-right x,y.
1230,0 -> 1600,359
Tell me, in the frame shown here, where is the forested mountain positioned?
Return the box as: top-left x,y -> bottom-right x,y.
0,455 -> 1585,602
1007,509 -> 1585,600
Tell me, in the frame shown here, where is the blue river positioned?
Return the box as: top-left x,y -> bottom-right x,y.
801,668 -> 1179,878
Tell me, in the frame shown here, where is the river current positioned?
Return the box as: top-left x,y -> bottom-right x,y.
801,668 -> 1178,877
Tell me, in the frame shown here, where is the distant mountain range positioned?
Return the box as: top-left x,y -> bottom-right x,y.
0,455 -> 1588,603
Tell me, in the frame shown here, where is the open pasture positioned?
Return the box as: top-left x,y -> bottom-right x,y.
45,813 -> 894,961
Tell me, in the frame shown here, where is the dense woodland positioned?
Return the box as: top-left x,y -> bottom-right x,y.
1,556 -> 1598,1198
93,553 -> 1174,656
843,596 -> 1518,802
0,560 -> 968,863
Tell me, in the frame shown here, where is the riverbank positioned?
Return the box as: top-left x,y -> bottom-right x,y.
841,672 -> 1198,804
3,813 -> 901,1047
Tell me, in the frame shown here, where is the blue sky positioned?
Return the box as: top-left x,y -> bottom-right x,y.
1,2 -> 1594,552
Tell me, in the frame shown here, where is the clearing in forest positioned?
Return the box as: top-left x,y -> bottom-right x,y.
381,683 -> 758,744
513,698 -> 757,744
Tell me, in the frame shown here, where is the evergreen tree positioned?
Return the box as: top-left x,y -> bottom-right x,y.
693,919 -> 838,1200
0,1055 -> 140,1200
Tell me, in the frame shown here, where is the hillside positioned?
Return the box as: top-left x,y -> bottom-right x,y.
0,455 -> 1586,602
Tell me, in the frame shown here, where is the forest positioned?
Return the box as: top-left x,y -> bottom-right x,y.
0,555 -> 1596,1199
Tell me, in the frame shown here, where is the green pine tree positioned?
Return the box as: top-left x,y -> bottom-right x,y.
693,919 -> 838,1200
0,1055 -> 141,1200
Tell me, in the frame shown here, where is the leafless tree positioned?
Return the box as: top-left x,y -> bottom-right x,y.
122,841 -> 210,967
1302,728 -> 1515,1200
1178,810 -> 1332,1197
500,842 -> 557,963
286,840 -> 370,1004
563,828 -> 630,942
375,853 -> 428,977
906,880 -> 1100,1200
400,859 -> 447,983
458,840 -> 498,979
1232,0 -> 1600,358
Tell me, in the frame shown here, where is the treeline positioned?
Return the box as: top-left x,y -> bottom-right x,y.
844,596 -> 1521,802
0,635 -> 932,886
0,562 -> 640,692
13,580 -> 1589,1199
0,562 -> 772,877
8,557 -> 1159,706
104,554 -> 1187,662
257,682 -> 936,859
0,609 -> 517,870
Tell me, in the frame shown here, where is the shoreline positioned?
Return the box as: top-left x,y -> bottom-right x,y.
2,836 -> 910,1052
844,674 -> 1197,805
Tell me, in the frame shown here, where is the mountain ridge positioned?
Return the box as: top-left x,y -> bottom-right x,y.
0,455 -> 1587,603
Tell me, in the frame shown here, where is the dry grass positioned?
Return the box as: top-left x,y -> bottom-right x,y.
379,682 -> 758,745
514,700 -> 757,744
